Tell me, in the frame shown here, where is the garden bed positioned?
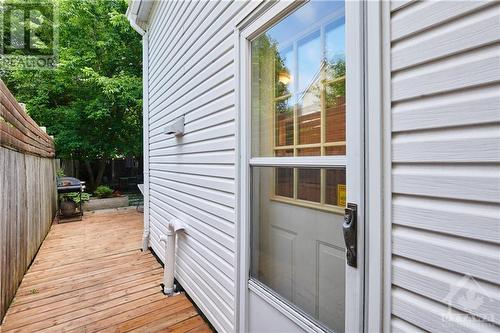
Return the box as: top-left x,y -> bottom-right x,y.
83,196 -> 129,211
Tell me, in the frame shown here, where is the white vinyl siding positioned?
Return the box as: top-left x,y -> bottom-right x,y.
145,1 -> 260,332
389,1 -> 500,332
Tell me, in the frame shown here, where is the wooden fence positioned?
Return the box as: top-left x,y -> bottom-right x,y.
0,80 -> 57,321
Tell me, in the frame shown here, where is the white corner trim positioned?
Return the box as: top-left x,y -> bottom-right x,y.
365,1 -> 385,332
142,32 -> 150,251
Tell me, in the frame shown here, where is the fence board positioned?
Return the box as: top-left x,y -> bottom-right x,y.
0,83 -> 57,322
0,79 -> 54,157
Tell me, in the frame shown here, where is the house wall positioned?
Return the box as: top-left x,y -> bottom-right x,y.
388,1 -> 500,331
145,1 -> 261,332
144,0 -> 500,332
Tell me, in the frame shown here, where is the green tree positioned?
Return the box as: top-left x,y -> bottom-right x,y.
1,0 -> 142,190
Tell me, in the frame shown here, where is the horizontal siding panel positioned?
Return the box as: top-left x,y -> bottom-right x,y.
392,226 -> 500,284
150,63 -> 235,122
150,121 -> 235,147
150,185 -> 235,227
149,0 -> 247,95
149,136 -> 235,157
149,151 -> 235,165
392,84 -> 500,132
393,257 -> 500,324
391,1 -> 493,42
177,240 -> 235,296
393,195 -> 500,244
149,79 -> 235,131
177,255 -> 234,319
151,176 -> 235,209
391,318 -> 427,333
148,1 -> 185,50
392,287 -> 499,333
148,185 -> 236,238
150,163 -> 235,179
149,1 -> 211,78
176,264 -> 233,333
150,46 -> 234,112
390,1 -> 500,331
149,212 -> 234,280
392,44 -> 500,101
149,1 -> 231,84
392,124 -> 500,162
149,195 -> 235,251
149,100 -> 234,139
147,1 -> 174,42
149,31 -> 234,102
149,208 -> 235,266
150,169 -> 234,193
392,165 -> 500,203
392,5 -> 500,71
390,1 -> 415,13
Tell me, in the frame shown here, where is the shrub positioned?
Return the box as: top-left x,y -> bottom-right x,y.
59,192 -> 90,204
94,185 -> 113,199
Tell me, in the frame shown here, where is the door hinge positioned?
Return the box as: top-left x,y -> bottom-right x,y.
343,203 -> 357,267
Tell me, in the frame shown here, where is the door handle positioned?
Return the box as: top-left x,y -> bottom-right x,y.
343,203 -> 357,267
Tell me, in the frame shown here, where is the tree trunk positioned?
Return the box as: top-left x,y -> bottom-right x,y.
94,160 -> 106,189
84,160 -> 106,191
84,160 -> 95,190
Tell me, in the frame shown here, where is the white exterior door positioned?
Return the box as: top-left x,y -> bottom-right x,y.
238,1 -> 365,332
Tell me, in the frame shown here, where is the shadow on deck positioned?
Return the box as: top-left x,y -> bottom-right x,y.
0,209 -> 211,333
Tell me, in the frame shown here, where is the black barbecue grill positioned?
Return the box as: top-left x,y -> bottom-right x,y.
57,177 -> 86,221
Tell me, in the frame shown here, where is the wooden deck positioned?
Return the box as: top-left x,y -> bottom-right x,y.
0,209 -> 211,333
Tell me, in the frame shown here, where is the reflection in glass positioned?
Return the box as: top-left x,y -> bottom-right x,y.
297,168 -> 321,203
298,90 -> 321,145
326,168 -> 347,206
297,30 -> 321,93
275,97 -> 294,147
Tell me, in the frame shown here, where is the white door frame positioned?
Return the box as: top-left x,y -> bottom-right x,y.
235,1 -> 370,332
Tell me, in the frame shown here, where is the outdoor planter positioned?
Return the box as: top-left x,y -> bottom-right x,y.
83,196 -> 129,211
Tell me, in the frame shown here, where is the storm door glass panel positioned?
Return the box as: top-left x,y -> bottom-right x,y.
250,1 -> 347,332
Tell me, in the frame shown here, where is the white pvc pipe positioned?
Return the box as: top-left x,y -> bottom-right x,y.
159,219 -> 186,296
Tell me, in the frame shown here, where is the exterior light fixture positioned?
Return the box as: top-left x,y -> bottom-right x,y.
278,71 -> 292,85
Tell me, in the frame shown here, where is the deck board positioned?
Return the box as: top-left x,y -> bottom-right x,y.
0,209 -> 212,333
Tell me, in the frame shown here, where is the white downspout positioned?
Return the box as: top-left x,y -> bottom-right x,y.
141,32 -> 150,252
159,219 -> 186,296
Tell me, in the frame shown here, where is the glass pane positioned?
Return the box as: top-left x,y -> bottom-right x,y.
252,167 -> 346,332
275,167 -> 294,198
297,168 -> 320,203
251,0 -> 346,158
325,145 -> 346,156
325,168 -> 346,206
